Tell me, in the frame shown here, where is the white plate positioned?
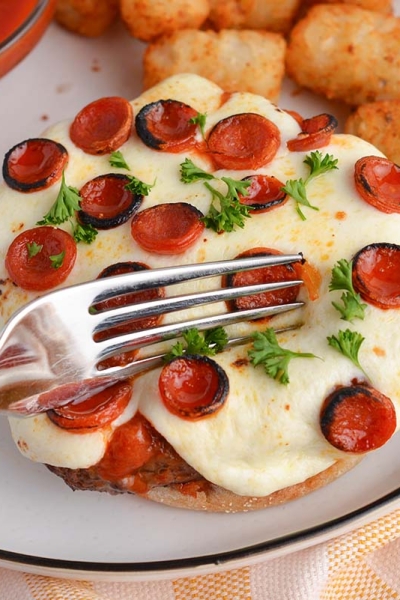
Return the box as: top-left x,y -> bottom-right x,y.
1,10 -> 400,582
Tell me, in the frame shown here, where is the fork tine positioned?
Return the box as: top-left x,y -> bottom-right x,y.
92,279 -> 303,333
90,253 -> 303,304
94,301 -> 303,365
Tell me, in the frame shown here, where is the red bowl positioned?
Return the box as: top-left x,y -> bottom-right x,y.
0,0 -> 56,78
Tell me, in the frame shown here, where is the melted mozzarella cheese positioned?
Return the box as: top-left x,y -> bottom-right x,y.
2,74 -> 399,496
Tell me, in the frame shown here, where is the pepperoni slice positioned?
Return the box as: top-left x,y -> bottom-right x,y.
47,380 -> 132,432
352,243 -> 400,309
354,156 -> 400,214
238,174 -> 287,213
135,100 -> 198,153
131,202 -> 205,255
70,97 -> 133,155
97,413 -> 158,479
94,262 -> 166,368
320,383 -> 396,453
284,109 -> 304,126
5,226 -> 77,291
224,247 -> 302,312
159,355 -> 229,420
207,113 -> 281,170
77,174 -> 143,229
287,114 -> 338,152
2,138 -> 68,192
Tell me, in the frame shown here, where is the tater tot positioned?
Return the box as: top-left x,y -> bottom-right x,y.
344,100 -> 400,165
143,29 -> 286,102
55,0 -> 119,37
120,0 -> 210,42
286,4 -> 400,105
208,0 -> 301,34
298,0 -> 393,16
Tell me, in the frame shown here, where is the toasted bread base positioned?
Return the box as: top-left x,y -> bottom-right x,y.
48,455 -> 362,512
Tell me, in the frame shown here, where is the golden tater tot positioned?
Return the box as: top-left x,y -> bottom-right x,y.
208,0 -> 301,34
345,100 -> 400,165
286,4 -> 400,105
55,0 -> 119,37
298,0 -> 393,16
143,29 -> 286,102
120,0 -> 210,43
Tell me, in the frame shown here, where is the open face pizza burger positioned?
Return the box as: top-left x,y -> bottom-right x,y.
1,74 -> 399,512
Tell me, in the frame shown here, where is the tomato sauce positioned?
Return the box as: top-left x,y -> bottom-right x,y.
0,0 -> 39,43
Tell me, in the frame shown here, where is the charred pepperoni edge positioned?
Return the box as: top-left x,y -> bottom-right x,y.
5,226 -> 77,292
77,173 -> 143,230
2,138 -> 68,192
130,202 -> 205,255
354,156 -> 400,214
135,99 -> 198,151
320,383 -> 396,453
69,96 -> 133,155
47,380 -> 133,432
239,174 -> 287,212
223,248 -> 301,312
352,242 -> 400,309
159,354 -> 229,420
206,113 -> 281,170
287,113 -> 338,152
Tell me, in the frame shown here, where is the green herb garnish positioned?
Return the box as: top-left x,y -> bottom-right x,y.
49,250 -> 65,269
37,172 -> 81,226
109,150 -> 131,170
282,151 -> 339,220
72,221 -> 98,244
26,242 -> 43,258
327,328 -> 368,377
125,174 -> 155,196
164,327 -> 229,362
189,112 -> 207,138
329,258 -> 367,322
180,158 -> 251,233
248,328 -> 317,385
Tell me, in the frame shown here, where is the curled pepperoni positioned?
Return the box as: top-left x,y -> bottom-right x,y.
97,413 -> 158,479
159,355 -> 229,420
320,383 -> 396,453
5,226 -> 77,291
2,138 -> 68,192
77,174 -> 143,229
354,156 -> 400,214
224,247 -> 302,312
70,97 -> 133,155
352,243 -> 400,309
238,174 -> 287,213
287,113 -> 337,152
47,381 -> 132,432
284,109 -> 304,126
94,262 -> 166,368
131,202 -> 205,255
135,100 -> 198,153
207,113 -> 281,170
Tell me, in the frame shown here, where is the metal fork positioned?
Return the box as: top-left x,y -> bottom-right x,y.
0,253 -> 304,415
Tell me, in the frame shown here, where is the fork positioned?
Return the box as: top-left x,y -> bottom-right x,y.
0,253 -> 304,415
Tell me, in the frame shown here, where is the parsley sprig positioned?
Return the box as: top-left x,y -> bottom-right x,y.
180,158 -> 251,233
37,172 -> 97,244
109,151 -> 155,196
37,172 -> 80,226
282,151 -> 339,220
189,112 -> 207,138
327,328 -> 368,378
164,327 -> 229,362
248,328 -> 317,385
329,258 -> 367,322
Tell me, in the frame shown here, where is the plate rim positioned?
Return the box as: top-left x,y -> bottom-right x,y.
1,486 -> 400,581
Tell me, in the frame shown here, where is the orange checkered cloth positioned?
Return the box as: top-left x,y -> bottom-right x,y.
1,508 -> 400,600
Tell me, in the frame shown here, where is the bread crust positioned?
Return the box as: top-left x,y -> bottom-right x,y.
48,455 -> 362,512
